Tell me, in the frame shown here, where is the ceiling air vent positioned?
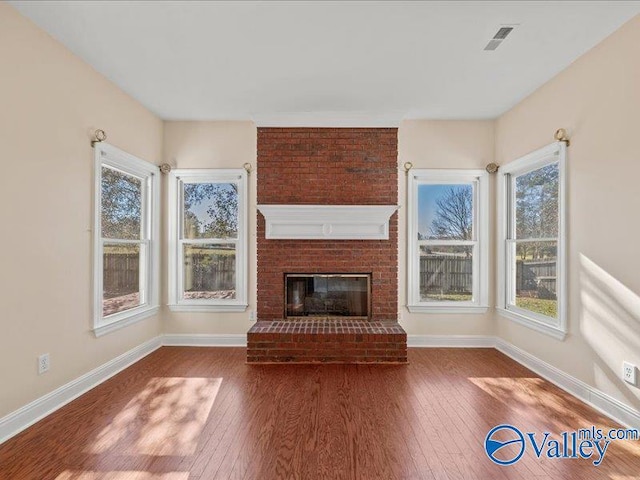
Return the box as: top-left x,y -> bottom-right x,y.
484,26 -> 515,51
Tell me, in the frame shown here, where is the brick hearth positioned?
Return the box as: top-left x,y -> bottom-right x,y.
247,319 -> 407,364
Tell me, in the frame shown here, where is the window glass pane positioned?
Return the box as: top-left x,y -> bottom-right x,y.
419,245 -> 473,302
183,183 -> 238,239
101,166 -> 142,240
183,244 -> 236,299
418,184 -> 473,240
103,243 -> 141,316
515,163 -> 559,239
513,241 -> 557,318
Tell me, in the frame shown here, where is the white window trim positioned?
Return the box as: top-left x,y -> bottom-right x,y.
497,141 -> 567,340
168,169 -> 248,312
93,143 -> 160,337
407,169 -> 489,314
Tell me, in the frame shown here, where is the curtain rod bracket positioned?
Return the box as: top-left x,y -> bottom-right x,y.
91,129 -> 107,148
554,128 -> 570,146
485,163 -> 499,174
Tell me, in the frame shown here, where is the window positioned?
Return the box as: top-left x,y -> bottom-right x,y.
168,169 -> 248,311
498,142 -> 567,339
407,170 -> 489,313
93,143 -> 160,336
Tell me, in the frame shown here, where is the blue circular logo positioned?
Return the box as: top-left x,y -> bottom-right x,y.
484,424 -> 526,466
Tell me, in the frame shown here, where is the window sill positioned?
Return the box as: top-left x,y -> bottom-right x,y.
94,306 -> 159,337
168,303 -> 248,313
407,305 -> 489,315
496,307 -> 567,340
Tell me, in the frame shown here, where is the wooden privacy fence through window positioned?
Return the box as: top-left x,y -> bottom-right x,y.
103,252 -> 236,295
103,253 -> 139,298
420,255 -> 473,294
419,255 -> 556,296
184,253 -> 235,292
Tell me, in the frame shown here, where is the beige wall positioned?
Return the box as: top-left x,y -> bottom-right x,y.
162,122 -> 257,334
0,3 -> 163,417
398,120 -> 496,335
495,15 -> 640,410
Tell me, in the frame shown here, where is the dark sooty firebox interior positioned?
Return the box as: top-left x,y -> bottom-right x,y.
285,274 -> 371,318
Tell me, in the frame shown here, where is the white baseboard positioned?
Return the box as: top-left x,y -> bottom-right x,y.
408,334 -> 496,348
162,333 -> 247,347
0,336 -> 162,445
495,338 -> 640,429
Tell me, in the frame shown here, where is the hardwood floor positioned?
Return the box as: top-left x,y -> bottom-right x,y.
1,347 -> 639,479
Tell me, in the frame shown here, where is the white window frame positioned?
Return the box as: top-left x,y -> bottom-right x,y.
93,143 -> 160,337
168,169 -> 248,312
407,169 -> 489,314
497,142 -> 567,340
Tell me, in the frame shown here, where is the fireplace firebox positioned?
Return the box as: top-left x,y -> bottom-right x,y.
285,274 -> 371,318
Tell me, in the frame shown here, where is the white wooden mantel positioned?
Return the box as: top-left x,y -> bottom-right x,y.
257,205 -> 399,240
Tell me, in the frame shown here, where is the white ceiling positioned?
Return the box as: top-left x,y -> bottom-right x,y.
9,1 -> 640,125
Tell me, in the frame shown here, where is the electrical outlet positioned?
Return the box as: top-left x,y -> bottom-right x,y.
249,310 -> 256,322
38,353 -> 50,374
623,361 -> 637,385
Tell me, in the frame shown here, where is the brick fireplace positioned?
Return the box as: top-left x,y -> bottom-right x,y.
248,127 -> 407,364
256,127 -> 398,320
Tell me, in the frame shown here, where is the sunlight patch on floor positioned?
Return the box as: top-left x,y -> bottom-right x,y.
469,376 -> 640,457
469,376 -> 547,409
469,376 -> 596,430
88,377 -> 222,456
55,471 -> 188,480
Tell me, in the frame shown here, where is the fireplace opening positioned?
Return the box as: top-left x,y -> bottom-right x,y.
285,274 -> 371,318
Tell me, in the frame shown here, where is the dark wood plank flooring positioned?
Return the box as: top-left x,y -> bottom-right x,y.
0,347 -> 639,479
